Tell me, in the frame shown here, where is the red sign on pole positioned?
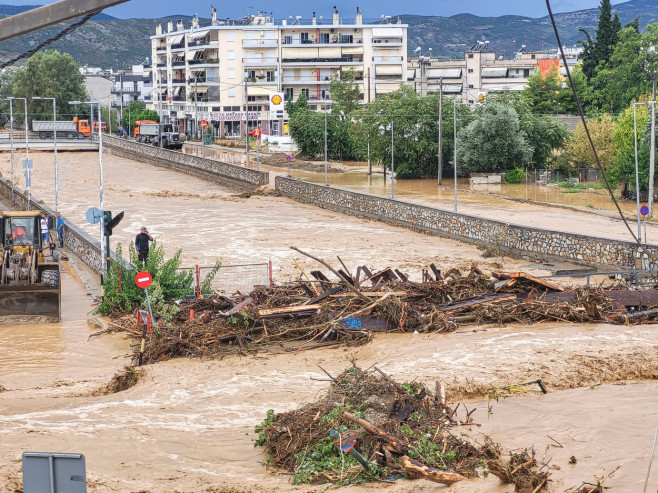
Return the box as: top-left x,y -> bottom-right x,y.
135,271 -> 153,289
201,119 -> 208,128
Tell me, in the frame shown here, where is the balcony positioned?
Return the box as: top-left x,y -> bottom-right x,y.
242,38 -> 278,48
282,38 -> 363,46
372,38 -> 403,47
188,59 -> 219,67
242,57 -> 279,66
246,77 -> 279,85
281,57 -> 363,66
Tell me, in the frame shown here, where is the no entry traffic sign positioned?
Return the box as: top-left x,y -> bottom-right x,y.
135,271 -> 153,289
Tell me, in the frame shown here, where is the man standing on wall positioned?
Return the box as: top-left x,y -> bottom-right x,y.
56,212 -> 64,248
135,226 -> 153,263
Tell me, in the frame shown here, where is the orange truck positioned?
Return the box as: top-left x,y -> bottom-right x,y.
32,117 -> 91,139
93,120 -> 107,132
133,120 -> 158,139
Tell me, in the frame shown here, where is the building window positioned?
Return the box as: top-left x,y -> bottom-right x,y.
248,105 -> 261,111
266,70 -> 275,82
223,106 -> 240,111
320,33 -> 329,44
285,87 -> 293,100
523,68 -> 530,77
467,53 -> 473,59
340,34 -> 353,44
301,88 -> 309,98
226,32 -> 234,42
301,32 -> 310,43
284,35 -> 292,45
227,68 -> 235,79
531,54 -> 536,59
468,84 -> 473,88
247,70 -> 256,82
228,87 -> 236,97
467,68 -> 473,73
468,100 -> 474,104
227,50 -> 235,60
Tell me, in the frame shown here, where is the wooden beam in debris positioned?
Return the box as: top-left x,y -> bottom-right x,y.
310,270 -> 331,282
258,304 -> 321,319
218,297 -> 253,317
363,267 -> 398,285
305,286 -> 343,305
337,269 -> 354,285
329,291 -> 408,298
395,269 -> 409,282
436,294 -> 517,314
429,263 -> 442,281
508,272 -> 565,292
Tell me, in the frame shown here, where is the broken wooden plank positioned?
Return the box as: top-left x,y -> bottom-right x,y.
395,269 -> 409,282
435,294 -> 517,314
337,269 -> 354,285
363,267 -> 398,285
310,270 -> 331,282
508,272 -> 565,292
491,272 -> 511,280
337,256 -> 353,281
361,265 -> 373,279
354,266 -> 362,288
494,278 -> 517,292
470,263 -> 485,276
305,286 -> 343,305
329,291 -> 409,298
429,263 -> 442,281
218,297 -> 253,317
258,304 -> 321,319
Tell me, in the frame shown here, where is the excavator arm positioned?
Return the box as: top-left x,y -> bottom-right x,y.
0,0 -> 130,43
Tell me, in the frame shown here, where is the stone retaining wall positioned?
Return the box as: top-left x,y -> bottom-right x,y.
275,177 -> 658,269
0,178 -> 105,273
103,135 -> 269,191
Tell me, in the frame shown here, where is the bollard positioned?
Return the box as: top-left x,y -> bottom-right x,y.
147,313 -> 152,335
136,309 -> 142,326
195,265 -> 201,298
190,308 -> 195,320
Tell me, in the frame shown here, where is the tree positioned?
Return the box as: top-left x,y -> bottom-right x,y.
521,65 -> 564,115
565,114 -> 616,170
357,86 -> 471,178
456,103 -> 532,174
578,0 -> 621,81
122,100 -> 159,132
12,50 -> 88,121
608,103 -> 650,190
589,26 -> 651,113
329,70 -> 360,121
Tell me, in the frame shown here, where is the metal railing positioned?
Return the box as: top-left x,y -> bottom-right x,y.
177,262 -> 272,297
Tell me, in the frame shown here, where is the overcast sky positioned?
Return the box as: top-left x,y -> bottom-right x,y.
2,0 -> 630,19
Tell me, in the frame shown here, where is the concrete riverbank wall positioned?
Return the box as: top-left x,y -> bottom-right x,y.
103,136 -> 268,191
275,177 -> 658,270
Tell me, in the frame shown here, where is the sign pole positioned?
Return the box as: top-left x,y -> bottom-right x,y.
135,271 -> 155,365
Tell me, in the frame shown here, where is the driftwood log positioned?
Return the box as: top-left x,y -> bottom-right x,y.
400,455 -> 466,484
342,411 -> 407,453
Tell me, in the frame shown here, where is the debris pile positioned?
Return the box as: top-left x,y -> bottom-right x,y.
255,365 -> 550,490
105,249 -> 658,365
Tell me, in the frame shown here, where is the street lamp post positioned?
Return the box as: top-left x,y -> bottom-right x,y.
391,119 -> 395,200
453,99 -> 458,212
33,97 -> 58,211
3,98 -> 15,204
70,100 -> 106,276
11,97 -> 30,208
632,102 -> 652,241
324,109 -> 328,186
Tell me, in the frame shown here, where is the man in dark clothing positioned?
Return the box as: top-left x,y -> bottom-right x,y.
135,226 -> 153,262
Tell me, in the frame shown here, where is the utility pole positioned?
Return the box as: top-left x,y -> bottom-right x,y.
244,76 -> 249,159
438,77 -> 443,185
8,98 -> 14,204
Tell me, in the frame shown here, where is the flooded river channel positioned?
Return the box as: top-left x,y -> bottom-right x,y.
0,149 -> 657,492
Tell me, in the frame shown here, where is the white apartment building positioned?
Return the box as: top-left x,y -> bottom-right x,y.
150,6 -> 407,137
408,42 -> 582,105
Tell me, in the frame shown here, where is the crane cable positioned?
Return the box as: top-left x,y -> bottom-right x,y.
545,0 -> 640,244
0,12 -> 96,71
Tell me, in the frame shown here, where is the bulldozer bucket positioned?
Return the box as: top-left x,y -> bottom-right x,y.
0,276 -> 61,323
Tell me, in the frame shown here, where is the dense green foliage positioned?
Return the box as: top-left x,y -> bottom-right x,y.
10,50 -> 89,121
95,242 -> 193,318
457,103 -> 532,173
122,100 -> 160,133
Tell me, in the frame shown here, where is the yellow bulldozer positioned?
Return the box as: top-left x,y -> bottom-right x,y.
0,210 -> 61,322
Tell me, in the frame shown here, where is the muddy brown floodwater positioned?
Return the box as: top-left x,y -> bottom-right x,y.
0,151 -> 657,492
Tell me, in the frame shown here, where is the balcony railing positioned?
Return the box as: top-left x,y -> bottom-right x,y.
282,57 -> 363,64
242,38 -> 278,47
242,58 -> 279,65
282,38 -> 363,45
